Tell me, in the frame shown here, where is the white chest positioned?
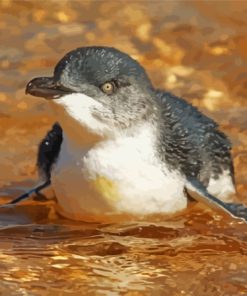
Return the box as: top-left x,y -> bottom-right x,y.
51,126 -> 187,218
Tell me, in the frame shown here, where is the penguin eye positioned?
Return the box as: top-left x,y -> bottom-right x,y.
100,81 -> 117,95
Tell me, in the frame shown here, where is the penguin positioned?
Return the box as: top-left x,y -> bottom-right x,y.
11,46 -> 246,221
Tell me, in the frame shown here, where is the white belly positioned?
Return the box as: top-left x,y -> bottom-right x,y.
207,170 -> 236,202
51,127 -> 187,219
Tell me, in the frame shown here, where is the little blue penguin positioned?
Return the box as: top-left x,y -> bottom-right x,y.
25,46 -> 237,220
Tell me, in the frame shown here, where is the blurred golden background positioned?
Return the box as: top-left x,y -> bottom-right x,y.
0,0 -> 247,197
0,1 -> 247,295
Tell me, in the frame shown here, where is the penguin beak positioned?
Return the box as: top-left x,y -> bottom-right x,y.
26,77 -> 73,99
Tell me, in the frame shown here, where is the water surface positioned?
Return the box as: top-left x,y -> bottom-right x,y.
0,1 -> 247,295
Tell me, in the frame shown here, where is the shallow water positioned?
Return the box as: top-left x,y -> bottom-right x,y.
0,1 -> 247,295
0,199 -> 246,295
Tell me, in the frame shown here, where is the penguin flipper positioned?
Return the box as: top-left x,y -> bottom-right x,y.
6,180 -> 51,205
185,177 -> 247,223
37,122 -> 63,181
4,123 -> 63,205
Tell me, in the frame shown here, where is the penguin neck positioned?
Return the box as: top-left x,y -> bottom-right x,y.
60,120 -> 160,161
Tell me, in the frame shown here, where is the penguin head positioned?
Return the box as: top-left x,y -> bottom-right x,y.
26,47 -> 157,139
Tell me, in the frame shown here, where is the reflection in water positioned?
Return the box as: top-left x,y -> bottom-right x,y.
0,201 -> 246,295
0,0 -> 247,295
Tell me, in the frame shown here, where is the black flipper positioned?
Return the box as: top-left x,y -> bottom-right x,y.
37,122 -> 63,180
7,180 -> 51,205
5,123 -> 63,205
185,177 -> 247,223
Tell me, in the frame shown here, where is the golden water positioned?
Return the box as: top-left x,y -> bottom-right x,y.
0,1 -> 247,295
0,199 -> 246,295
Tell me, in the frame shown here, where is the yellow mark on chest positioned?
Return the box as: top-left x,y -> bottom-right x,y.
93,176 -> 120,202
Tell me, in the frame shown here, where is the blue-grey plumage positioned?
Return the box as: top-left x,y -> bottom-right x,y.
22,46 -> 246,221
155,91 -> 234,190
